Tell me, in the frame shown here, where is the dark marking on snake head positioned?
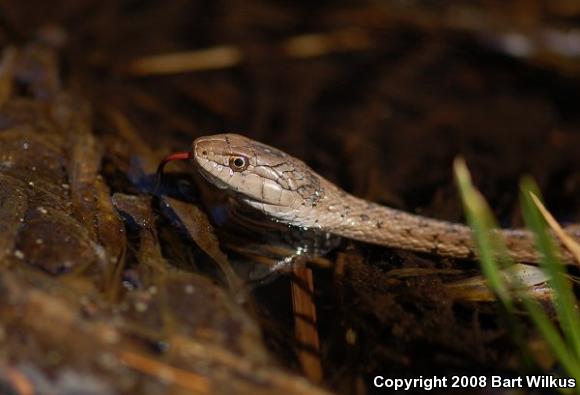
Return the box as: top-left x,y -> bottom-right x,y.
297,184 -> 323,207
376,221 -> 383,229
360,214 -> 369,221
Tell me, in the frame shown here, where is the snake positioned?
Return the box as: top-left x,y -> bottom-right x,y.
157,133 -> 579,264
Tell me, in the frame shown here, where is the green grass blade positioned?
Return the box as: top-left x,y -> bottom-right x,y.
521,296 -> 580,385
455,159 -> 580,388
520,177 -> 580,360
454,159 -> 512,309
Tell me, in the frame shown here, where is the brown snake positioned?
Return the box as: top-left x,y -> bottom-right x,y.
158,133 -> 579,264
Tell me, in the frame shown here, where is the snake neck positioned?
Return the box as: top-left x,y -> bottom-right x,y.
299,181 -> 576,264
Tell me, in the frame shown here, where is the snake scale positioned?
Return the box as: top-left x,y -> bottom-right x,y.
158,133 -> 579,264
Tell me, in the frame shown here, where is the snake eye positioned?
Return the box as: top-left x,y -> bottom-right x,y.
229,155 -> 249,172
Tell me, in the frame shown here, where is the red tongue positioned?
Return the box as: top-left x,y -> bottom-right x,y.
156,151 -> 192,175
155,151 -> 192,191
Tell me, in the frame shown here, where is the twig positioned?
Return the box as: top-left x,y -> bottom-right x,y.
291,264 -> 323,383
530,193 -> 580,264
119,351 -> 210,394
127,29 -> 372,76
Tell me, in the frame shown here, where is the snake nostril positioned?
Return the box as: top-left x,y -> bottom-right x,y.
202,150 -> 208,156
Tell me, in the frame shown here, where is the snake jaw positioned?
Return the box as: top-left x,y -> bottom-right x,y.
196,166 -> 228,189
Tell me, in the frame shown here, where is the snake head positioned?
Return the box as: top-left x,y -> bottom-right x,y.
193,133 -> 324,218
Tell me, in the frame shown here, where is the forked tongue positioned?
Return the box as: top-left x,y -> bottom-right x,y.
155,151 -> 192,193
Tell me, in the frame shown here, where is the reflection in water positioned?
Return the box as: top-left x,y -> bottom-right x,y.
210,198 -> 340,285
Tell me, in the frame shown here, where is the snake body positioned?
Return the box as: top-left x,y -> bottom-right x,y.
164,133 -> 578,264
